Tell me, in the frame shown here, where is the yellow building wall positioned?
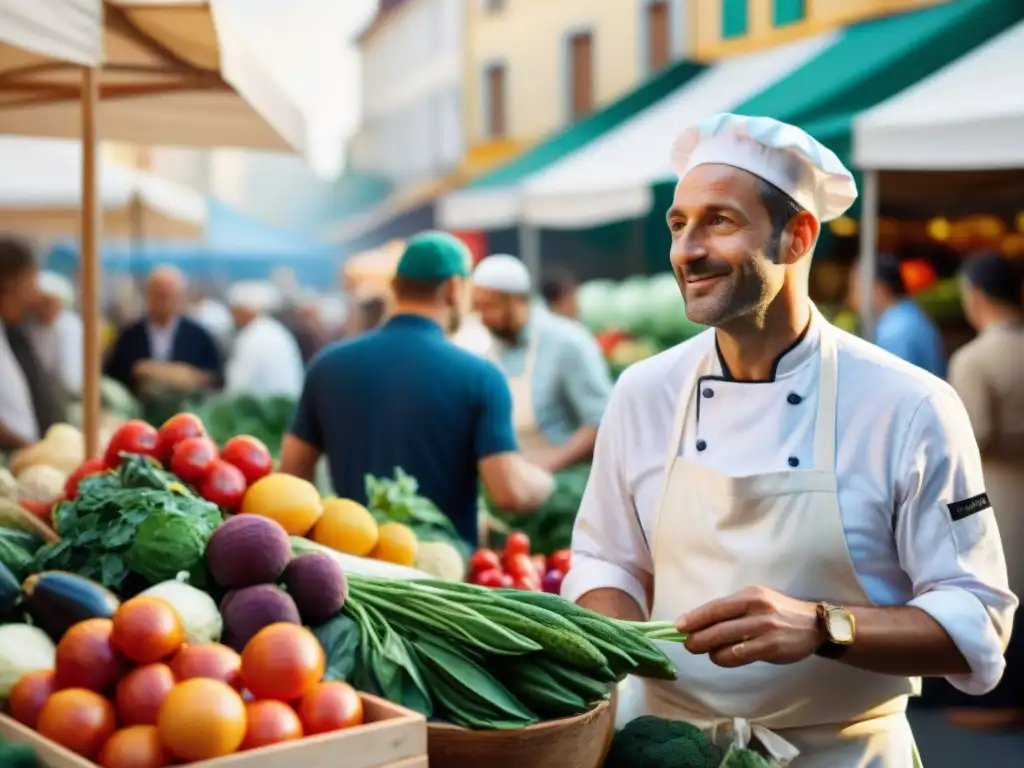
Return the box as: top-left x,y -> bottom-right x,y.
462,0 -> 651,176
692,0 -> 954,60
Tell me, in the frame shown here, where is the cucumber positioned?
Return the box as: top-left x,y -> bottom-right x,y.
22,571 -> 120,641
469,602 -> 608,672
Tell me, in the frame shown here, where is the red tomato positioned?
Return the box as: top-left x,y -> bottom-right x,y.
170,437 -> 219,486
549,549 -> 572,574
504,532 -> 530,557
505,553 -> 538,581
64,457 -> 107,501
542,569 -> 565,595
469,549 -> 502,574
473,568 -> 507,588
531,554 -> 547,574
512,574 -> 541,592
200,460 -> 247,512
156,413 -> 206,463
104,420 -> 160,468
220,436 -> 273,486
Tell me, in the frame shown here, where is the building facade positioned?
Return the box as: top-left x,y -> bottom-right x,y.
692,0 -> 954,60
348,0 -> 466,188
461,0 -> 692,177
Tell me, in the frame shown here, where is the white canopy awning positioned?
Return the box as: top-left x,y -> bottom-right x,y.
0,137 -> 206,237
0,0 -> 103,66
854,18 -> 1024,171
439,33 -> 833,232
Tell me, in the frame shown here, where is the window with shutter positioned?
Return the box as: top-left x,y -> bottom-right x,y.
722,0 -> 749,39
568,32 -> 594,121
485,64 -> 507,139
773,0 -> 805,26
647,1 -> 671,72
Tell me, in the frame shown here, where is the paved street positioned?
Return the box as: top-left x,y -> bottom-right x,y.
909,710 -> 1023,766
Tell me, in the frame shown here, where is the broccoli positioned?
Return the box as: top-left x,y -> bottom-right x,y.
604,715 -> 723,768
719,745 -> 776,767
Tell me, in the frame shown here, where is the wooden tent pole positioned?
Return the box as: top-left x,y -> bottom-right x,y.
81,66 -> 102,458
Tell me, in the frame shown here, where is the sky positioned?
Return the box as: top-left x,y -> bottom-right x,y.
218,0 -> 379,179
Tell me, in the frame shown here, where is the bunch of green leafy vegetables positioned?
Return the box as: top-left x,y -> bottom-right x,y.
365,469 -> 470,558
31,455 -> 222,592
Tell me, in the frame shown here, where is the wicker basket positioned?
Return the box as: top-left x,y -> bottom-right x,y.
427,701 -> 613,768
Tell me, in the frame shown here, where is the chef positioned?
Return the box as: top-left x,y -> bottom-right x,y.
560,113 -> 1017,766
224,281 -> 305,398
471,254 -> 612,472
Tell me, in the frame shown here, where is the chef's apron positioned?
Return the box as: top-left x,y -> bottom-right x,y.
478,332 -> 553,547
616,320 -> 923,767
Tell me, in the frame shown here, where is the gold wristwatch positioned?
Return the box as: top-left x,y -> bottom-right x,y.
814,602 -> 855,659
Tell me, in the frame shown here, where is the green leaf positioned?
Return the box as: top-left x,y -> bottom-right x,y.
312,613 -> 361,682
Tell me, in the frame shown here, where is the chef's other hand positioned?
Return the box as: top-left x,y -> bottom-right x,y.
677,586 -> 824,668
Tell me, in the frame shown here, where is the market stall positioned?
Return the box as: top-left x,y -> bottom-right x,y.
0,0 -> 309,459
0,413 -> 763,768
0,137 -> 205,240
853,16 -> 1024,338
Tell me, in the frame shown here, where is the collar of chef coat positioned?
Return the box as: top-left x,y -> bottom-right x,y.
708,311 -> 817,383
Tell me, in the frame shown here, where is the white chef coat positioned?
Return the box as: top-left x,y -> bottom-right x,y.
562,314 -> 1017,695
225,315 -> 304,398
147,317 -> 180,361
0,319 -> 39,443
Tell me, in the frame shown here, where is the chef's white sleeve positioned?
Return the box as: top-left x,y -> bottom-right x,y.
894,388 -> 1018,695
560,377 -> 653,615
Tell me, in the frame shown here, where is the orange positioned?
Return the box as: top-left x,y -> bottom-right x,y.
112,597 -> 185,664
239,473 -> 323,535
169,643 -> 243,690
37,688 -> 117,759
311,498 -> 379,556
115,663 -> 176,726
240,623 -> 325,702
56,618 -> 129,692
297,681 -> 364,735
156,678 -> 247,761
370,522 -> 418,566
97,725 -> 171,768
240,700 -> 304,750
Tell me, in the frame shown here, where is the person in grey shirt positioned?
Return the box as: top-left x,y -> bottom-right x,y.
472,254 -> 613,473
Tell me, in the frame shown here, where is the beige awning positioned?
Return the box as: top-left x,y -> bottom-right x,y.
0,1 -> 307,153
0,137 -> 205,238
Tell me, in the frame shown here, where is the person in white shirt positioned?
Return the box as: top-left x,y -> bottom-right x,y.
224,281 -> 304,398
28,271 -> 84,396
561,113 -> 1016,766
0,236 -> 65,450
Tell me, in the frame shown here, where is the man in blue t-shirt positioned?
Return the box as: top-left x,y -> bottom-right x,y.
279,232 -> 555,545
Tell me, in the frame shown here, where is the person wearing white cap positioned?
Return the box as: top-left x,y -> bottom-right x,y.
223,281 -> 304,398
29,270 -> 84,396
471,254 -> 613,472
563,114 -> 1015,766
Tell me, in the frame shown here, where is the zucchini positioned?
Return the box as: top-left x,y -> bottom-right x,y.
22,571 -> 120,641
0,561 -> 19,620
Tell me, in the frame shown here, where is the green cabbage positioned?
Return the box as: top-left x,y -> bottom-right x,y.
125,505 -> 220,587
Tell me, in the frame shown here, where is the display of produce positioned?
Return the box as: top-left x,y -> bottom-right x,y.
467,534 -> 570,595
3,593 -> 367,765
487,463 -> 591,555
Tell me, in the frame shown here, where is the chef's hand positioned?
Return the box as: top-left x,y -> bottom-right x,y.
676,586 -> 825,668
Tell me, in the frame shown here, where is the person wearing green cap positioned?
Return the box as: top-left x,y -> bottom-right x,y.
279,231 -> 555,546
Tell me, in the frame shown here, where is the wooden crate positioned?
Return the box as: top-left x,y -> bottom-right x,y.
0,694 -> 427,768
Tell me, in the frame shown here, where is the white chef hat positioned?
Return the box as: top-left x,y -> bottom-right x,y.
670,113 -> 857,222
37,271 -> 75,307
473,254 -> 531,295
225,281 -> 283,314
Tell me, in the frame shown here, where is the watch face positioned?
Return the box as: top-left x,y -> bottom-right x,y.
826,608 -> 855,644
